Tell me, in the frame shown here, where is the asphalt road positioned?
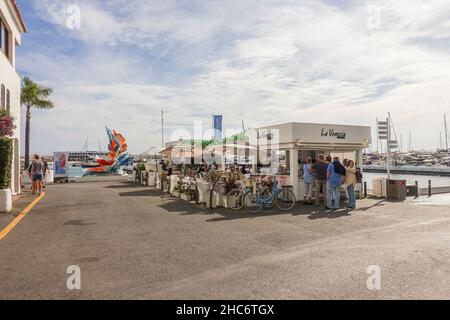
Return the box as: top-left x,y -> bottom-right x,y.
1,177 -> 450,299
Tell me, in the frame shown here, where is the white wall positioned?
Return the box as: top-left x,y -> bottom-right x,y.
257,122 -> 372,149
1,0 -> 23,194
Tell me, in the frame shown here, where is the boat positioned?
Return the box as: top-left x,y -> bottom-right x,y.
81,162 -> 101,168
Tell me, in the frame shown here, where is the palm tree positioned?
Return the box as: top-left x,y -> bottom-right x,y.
21,77 -> 55,169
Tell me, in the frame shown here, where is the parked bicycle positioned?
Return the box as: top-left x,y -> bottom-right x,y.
243,180 -> 296,213
226,180 -> 246,211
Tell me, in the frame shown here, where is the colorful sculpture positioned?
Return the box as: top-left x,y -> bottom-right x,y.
84,127 -> 132,175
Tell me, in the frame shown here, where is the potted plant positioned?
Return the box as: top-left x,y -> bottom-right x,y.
172,185 -> 181,197
180,186 -> 194,201
0,110 -> 16,213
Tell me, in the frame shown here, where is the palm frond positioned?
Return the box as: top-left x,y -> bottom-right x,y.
21,77 -> 55,110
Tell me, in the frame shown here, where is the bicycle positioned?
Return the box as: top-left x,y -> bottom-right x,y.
226,176 -> 249,211
243,180 -> 296,213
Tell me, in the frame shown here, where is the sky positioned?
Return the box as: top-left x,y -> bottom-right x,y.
15,0 -> 450,154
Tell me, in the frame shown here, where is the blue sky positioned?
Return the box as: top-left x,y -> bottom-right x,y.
16,0 -> 450,154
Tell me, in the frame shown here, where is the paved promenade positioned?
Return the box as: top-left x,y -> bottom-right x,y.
1,177 -> 449,299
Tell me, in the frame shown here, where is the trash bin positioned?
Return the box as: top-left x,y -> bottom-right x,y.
281,185 -> 295,202
386,179 -> 406,201
406,185 -> 418,197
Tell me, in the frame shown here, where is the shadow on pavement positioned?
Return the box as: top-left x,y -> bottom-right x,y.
118,189 -> 164,197
105,184 -> 144,189
110,181 -> 377,222
353,199 -> 386,212
158,198 -> 208,216
308,209 -> 352,220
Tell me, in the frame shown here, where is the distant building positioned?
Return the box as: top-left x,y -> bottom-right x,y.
0,0 -> 26,194
68,151 -> 107,162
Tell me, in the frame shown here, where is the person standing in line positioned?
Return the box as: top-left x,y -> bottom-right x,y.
303,157 -> 315,205
312,154 -> 328,207
326,156 -> 346,210
30,154 -> 44,196
344,159 -> 357,209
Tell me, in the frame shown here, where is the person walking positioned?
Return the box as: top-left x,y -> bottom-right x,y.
326,157 -> 346,210
303,157 -> 315,204
312,154 -> 329,207
41,157 -> 48,188
27,162 -> 33,192
344,159 -> 357,209
30,154 -> 44,196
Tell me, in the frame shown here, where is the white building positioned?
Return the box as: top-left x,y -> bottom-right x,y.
0,0 -> 26,194
255,122 -> 372,200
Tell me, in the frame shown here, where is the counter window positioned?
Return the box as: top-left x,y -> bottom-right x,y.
298,150 -> 326,178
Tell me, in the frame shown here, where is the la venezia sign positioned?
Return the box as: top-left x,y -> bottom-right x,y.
321,128 -> 347,140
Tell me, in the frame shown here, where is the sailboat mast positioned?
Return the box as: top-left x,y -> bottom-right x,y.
376,118 -> 379,153
445,114 -> 449,151
408,131 -> 412,152
387,113 -> 391,179
400,134 -> 403,153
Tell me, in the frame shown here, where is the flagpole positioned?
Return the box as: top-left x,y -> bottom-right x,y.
387,114 -> 391,180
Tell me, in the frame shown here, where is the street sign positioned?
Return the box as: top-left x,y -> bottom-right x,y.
377,120 -> 389,141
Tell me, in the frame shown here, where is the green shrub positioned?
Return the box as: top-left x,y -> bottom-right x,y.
0,137 -> 13,189
137,162 -> 146,171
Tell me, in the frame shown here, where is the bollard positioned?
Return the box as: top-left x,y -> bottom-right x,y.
209,183 -> 213,210
364,181 -> 367,198
428,180 -> 432,198
415,181 -> 419,198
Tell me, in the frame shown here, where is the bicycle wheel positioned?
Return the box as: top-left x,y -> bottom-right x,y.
260,186 -> 275,208
227,189 -> 244,211
275,188 -> 296,211
244,190 -> 263,213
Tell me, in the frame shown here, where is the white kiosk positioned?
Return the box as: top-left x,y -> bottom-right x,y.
255,122 -> 372,201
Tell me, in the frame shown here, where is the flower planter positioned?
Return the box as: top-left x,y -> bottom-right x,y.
205,190 -> 218,208
0,189 -> 12,213
197,181 -> 209,204
141,172 -> 148,185
220,194 -> 229,208
148,172 -> 156,187
180,193 -> 192,201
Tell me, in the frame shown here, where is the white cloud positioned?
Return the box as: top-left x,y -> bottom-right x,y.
18,0 -> 450,153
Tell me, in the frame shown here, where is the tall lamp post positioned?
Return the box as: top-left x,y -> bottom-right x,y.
161,110 -> 172,149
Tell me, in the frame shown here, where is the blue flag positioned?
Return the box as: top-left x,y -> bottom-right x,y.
213,115 -> 223,141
